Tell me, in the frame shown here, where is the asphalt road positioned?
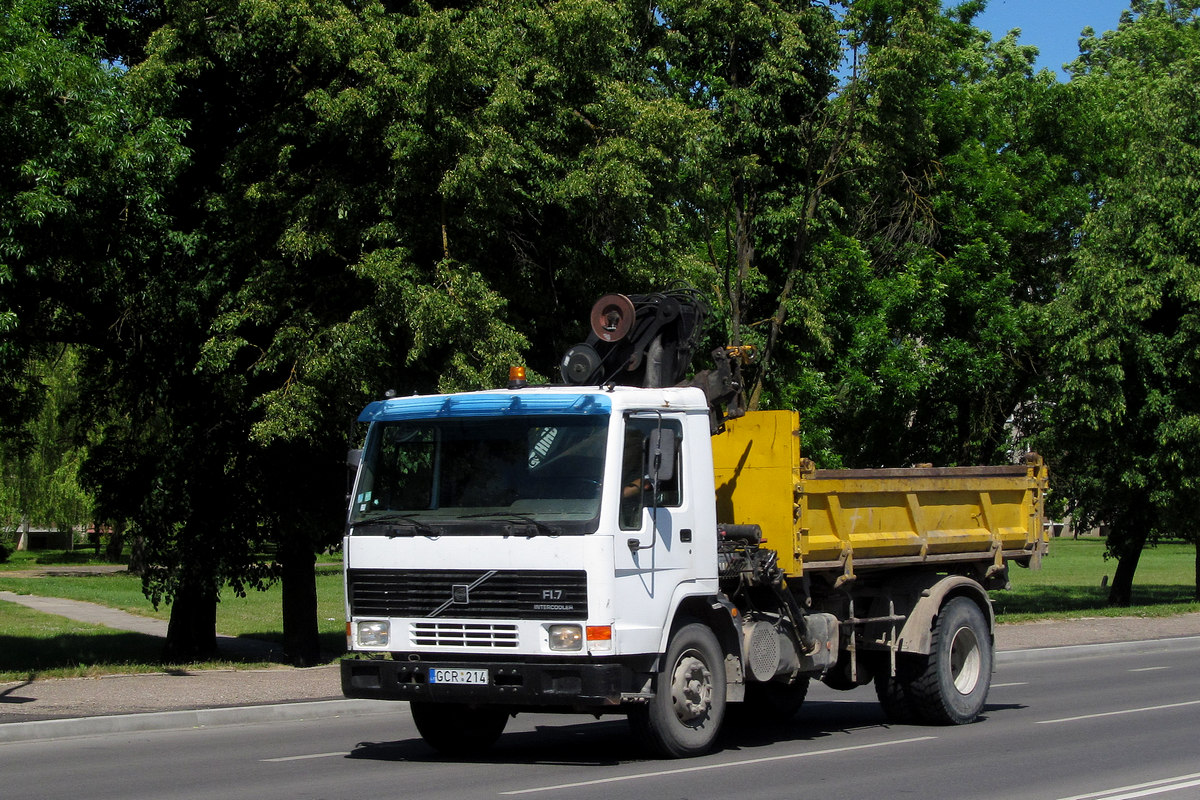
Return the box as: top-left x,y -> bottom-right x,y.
3,639 -> 1199,800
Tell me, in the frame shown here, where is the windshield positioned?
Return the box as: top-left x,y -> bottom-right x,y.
349,415 -> 608,534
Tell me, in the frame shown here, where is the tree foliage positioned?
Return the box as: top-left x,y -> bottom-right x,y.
0,349 -> 94,542
654,0 -> 1081,470
69,0 -> 707,659
818,4 -> 1086,468
1,0 -> 180,437
646,0 -> 845,414
1044,0 -> 1200,604
4,0 -> 1199,652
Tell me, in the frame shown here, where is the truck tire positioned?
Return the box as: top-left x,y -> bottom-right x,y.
909,597 -> 992,725
629,622 -> 727,758
410,701 -> 509,757
873,654 -> 920,724
742,677 -> 810,724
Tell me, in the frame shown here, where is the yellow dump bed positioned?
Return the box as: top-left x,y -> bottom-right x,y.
711,410 -> 1048,580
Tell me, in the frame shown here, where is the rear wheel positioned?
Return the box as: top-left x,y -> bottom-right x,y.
629,622 -> 727,758
873,654 -> 920,724
909,597 -> 992,724
410,701 -> 509,757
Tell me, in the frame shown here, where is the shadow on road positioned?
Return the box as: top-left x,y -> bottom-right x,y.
345,695 -> 1024,766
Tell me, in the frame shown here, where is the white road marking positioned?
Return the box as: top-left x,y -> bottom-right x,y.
991,681 -> 1028,688
1037,699 -> 1200,725
1056,772 -> 1200,800
1128,666 -> 1170,673
260,752 -> 346,762
499,736 -> 937,795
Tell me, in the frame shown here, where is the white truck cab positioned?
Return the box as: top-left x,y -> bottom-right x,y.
342,385 -> 733,754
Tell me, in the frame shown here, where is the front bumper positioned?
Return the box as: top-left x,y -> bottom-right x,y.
342,654 -> 652,709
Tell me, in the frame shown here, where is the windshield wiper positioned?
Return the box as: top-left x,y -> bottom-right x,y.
352,512 -> 442,537
460,512 -> 562,537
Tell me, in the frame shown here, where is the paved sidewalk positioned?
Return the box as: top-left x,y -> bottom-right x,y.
3,586 -> 1200,744
994,611 -> 1200,651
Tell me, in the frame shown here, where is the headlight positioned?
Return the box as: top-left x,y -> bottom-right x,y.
548,624 -> 583,651
356,620 -> 390,647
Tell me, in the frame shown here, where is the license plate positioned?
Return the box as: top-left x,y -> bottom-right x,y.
428,668 -> 489,685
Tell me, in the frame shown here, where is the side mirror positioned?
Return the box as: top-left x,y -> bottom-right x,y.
648,428 -> 676,483
346,449 -> 363,506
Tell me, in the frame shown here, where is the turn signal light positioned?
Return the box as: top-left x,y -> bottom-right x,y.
586,625 -> 612,641
587,625 -> 613,651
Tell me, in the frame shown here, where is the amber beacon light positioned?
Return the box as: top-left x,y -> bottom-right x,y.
507,365 -> 528,389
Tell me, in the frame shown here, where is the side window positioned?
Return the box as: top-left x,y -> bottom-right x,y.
619,418 -> 682,530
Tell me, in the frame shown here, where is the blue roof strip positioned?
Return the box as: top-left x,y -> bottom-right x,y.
358,391 -> 612,422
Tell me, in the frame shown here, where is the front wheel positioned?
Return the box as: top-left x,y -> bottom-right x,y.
410,701 -> 509,757
909,596 -> 993,724
629,622 -> 727,758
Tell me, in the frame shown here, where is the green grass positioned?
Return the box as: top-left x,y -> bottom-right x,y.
994,536 -> 1200,621
0,566 -> 347,681
1,568 -> 345,638
0,574 -> 167,618
1,538 -> 1197,680
0,547 -> 123,570
1,602 -> 189,679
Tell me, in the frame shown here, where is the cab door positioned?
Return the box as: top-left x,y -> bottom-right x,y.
612,412 -> 701,653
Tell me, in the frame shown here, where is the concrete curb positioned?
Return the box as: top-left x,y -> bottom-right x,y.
6,635 -> 1200,744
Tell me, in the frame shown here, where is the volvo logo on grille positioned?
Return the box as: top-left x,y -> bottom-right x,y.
428,570 -> 497,617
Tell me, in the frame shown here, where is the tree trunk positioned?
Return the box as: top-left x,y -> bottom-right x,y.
127,534 -> 146,575
163,580 -> 219,662
728,175 -> 754,353
1106,526 -> 1147,607
105,520 -> 125,562
280,539 -> 321,666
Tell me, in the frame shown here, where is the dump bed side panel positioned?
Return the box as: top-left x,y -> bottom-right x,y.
711,411 -> 1048,578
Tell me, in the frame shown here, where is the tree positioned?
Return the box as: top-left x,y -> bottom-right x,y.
0,349 -> 95,547
649,0 -> 1079,472
818,5 -> 1086,468
644,0 -> 845,417
1044,0 -> 1200,604
0,0 -> 182,551
1,0 -> 132,437
76,0 -> 706,662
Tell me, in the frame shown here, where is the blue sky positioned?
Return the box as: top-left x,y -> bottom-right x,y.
969,0 -> 1132,77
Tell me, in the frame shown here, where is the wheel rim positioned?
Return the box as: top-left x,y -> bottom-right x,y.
670,649 -> 714,725
948,624 -> 981,695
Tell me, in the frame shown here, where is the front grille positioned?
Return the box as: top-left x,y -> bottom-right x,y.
411,621 -> 519,648
348,569 -> 587,620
